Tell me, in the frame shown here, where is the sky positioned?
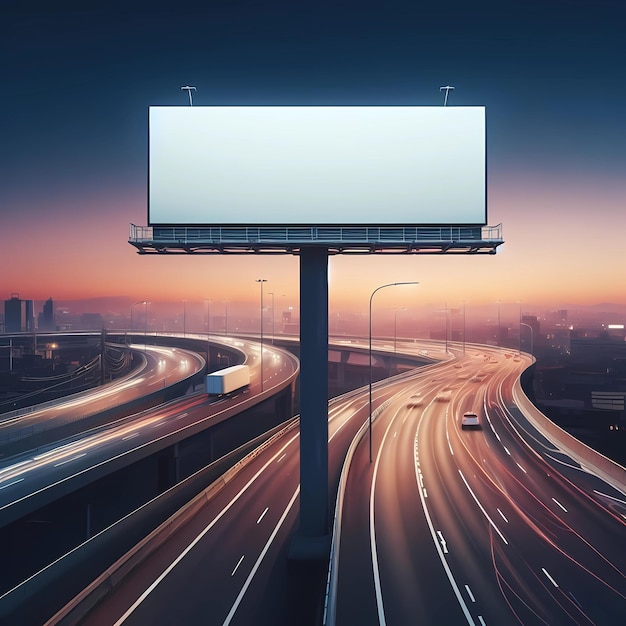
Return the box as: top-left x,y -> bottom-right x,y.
2,0 -> 626,324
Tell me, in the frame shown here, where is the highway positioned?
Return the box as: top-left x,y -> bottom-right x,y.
50,342 -> 450,625
0,342 -> 206,451
0,337 -> 298,527
6,338 -> 625,624
66,366 -> 425,625
68,343 -> 626,626
334,346 -> 626,625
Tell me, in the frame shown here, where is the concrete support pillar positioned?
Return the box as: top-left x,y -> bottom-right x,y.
291,246 -> 330,559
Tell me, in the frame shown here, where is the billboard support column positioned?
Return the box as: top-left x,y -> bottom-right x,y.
290,246 -> 330,560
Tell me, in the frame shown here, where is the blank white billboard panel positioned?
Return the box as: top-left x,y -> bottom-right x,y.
149,106 -> 486,226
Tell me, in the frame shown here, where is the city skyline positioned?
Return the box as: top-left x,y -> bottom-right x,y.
2,2 -> 625,312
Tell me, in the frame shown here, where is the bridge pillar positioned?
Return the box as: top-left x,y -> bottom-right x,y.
290,246 -> 330,560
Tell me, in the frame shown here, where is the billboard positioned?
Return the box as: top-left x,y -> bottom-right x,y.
148,106 -> 486,226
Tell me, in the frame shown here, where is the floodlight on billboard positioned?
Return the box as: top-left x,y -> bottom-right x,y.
148,106 -> 486,227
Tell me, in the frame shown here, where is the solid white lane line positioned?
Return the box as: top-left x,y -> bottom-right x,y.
231,555 -> 245,576
497,508 -> 509,523
593,489 -> 626,505
0,478 -> 24,490
542,568 -> 559,588
458,470 -> 508,545
256,507 -> 269,524
113,432 -> 299,625
370,409 -> 401,626
465,584 -> 476,602
552,498 -> 568,513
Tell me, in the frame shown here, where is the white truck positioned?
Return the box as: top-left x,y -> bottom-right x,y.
205,364 -> 251,395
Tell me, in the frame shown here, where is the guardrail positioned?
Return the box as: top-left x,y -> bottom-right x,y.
0,418 -> 299,625
513,374 -> 626,490
129,223 -> 504,254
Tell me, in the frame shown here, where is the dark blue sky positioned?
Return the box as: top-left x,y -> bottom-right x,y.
3,0 -> 625,199
2,1 -> 625,308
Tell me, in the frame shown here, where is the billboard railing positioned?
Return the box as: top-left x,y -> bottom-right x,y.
129,223 -> 503,255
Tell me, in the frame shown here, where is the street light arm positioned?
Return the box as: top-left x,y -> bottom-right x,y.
368,281 -> 419,463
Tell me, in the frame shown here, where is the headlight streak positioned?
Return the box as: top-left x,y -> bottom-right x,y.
434,348 -> 626,622
478,355 -> 626,601
98,348 -> 372,625
1,406 -> 188,485
413,406 -> 476,625
495,368 -> 626,528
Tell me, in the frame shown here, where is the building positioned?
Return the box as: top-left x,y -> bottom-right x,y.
569,328 -> 626,363
38,297 -> 55,331
4,293 -> 34,332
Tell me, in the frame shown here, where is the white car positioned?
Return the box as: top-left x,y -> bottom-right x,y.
461,412 -> 480,429
407,393 -> 424,408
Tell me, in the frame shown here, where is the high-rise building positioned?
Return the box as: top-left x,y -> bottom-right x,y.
38,297 -> 55,331
4,293 -> 34,332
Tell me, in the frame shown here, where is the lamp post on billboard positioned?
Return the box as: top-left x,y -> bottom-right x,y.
370,282 -> 418,463
181,85 -> 196,106
440,85 -> 455,106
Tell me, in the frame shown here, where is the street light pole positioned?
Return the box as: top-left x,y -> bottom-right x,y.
144,301 -> 150,351
204,298 -> 211,368
520,322 -> 534,356
129,300 -> 146,345
497,299 -> 501,347
268,292 -> 275,344
369,282 -> 419,462
462,300 -> 467,355
256,279 -> 267,391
